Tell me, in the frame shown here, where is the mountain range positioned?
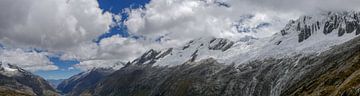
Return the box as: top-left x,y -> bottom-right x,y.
74,11 -> 360,96
2,11 -> 360,96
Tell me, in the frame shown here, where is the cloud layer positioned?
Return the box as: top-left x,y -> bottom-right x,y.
124,0 -> 299,48
0,0 -> 113,71
74,59 -> 124,71
0,49 -> 58,72
0,0 -> 112,50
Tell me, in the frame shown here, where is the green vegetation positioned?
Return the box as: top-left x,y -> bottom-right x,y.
0,90 -> 32,96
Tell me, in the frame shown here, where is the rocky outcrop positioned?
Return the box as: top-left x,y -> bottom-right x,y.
208,38 -> 234,51
57,68 -> 115,96
131,49 -> 162,65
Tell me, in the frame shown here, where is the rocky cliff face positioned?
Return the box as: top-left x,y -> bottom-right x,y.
67,11 -> 360,96
57,68 -> 115,96
0,63 -> 59,96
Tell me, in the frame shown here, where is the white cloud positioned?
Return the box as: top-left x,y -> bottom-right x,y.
124,0 -> 360,43
61,35 -> 146,62
60,43 -> 99,61
74,59 -> 124,71
124,0 -> 299,49
0,49 -> 58,72
0,0 -> 114,71
97,35 -> 147,60
0,0 -> 113,50
59,35 -> 146,71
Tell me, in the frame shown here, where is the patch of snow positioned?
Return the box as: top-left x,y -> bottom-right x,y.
0,63 -> 20,77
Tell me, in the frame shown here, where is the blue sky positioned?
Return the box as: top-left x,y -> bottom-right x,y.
35,0 -> 151,80
35,57 -> 80,80
96,0 -> 151,42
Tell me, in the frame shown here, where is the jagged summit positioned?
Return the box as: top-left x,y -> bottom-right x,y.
275,11 -> 360,43
254,11 -> 360,59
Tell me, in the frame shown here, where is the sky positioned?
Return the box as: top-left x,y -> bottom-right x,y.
1,0 -> 360,79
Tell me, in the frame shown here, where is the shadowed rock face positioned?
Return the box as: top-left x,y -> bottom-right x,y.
0,64 -> 59,96
57,68 -> 115,96
208,38 -> 234,51
77,35 -> 360,96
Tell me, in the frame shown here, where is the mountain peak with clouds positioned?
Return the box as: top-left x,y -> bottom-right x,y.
2,0 -> 360,95
72,10 -> 360,96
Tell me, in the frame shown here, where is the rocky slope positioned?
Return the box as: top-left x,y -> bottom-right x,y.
79,37 -> 360,96
0,63 -> 59,96
57,68 -> 115,96
47,79 -> 64,88
69,11 -> 360,96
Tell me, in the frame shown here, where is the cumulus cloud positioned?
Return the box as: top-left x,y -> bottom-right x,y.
60,35 -> 147,70
74,59 -> 124,71
0,49 -> 58,72
61,35 -> 146,62
97,35 -> 146,60
0,0 -> 113,50
121,0 -> 360,51
124,0 -> 299,49
0,0 -> 114,71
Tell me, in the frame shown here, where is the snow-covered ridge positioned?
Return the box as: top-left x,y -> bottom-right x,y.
0,62 -> 34,77
277,11 -> 360,43
0,62 -> 20,77
227,11 -> 360,64
268,11 -> 360,54
130,37 -> 235,67
130,11 -> 360,67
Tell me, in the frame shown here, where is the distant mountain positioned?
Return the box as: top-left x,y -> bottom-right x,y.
57,68 -> 115,96
47,79 -> 64,88
69,11 -> 360,96
0,63 -> 59,96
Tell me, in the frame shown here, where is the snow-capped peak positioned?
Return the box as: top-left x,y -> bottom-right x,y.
0,62 -> 21,77
276,11 -> 360,43
269,11 -> 360,53
128,11 -> 360,68
227,11 -> 360,64
1,62 -> 15,71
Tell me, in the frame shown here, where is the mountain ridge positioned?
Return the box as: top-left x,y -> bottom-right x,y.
0,62 -> 59,96
61,11 -> 360,96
